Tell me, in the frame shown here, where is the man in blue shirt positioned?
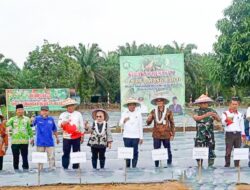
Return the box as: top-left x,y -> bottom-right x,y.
32,106 -> 59,170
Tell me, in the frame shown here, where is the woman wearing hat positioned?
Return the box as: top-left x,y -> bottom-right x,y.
192,94 -> 220,167
0,110 -> 8,170
119,98 -> 143,168
146,95 -> 175,167
58,98 -> 84,169
86,109 -> 112,169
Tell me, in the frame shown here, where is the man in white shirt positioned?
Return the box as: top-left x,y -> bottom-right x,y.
119,98 -> 143,168
58,98 -> 84,169
221,98 -> 246,167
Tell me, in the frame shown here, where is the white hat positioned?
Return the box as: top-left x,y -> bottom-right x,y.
62,98 -> 78,108
151,95 -> 169,105
193,94 -> 214,104
92,109 -> 109,121
123,97 -> 141,107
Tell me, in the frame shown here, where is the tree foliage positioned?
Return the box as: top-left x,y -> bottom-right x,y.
0,54 -> 20,94
214,0 -> 250,86
70,43 -> 108,102
23,40 -> 81,89
2,0 -> 250,105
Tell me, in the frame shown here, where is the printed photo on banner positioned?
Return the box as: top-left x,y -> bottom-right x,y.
120,54 -> 185,114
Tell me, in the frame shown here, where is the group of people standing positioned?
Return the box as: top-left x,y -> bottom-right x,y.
0,94 -> 248,171
120,94 -> 175,168
0,94 -> 175,171
193,94 -> 247,168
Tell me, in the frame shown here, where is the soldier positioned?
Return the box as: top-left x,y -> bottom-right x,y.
192,94 -> 220,167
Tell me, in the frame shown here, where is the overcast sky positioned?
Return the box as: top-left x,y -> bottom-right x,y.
0,0 -> 232,68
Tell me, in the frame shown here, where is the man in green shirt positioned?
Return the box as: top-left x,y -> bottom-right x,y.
7,104 -> 34,170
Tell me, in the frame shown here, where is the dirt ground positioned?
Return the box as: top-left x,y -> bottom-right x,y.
1,183 -> 250,190
0,182 -> 189,190
236,185 -> 250,190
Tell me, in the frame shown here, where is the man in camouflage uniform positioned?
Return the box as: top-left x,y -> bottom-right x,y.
193,94 -> 221,167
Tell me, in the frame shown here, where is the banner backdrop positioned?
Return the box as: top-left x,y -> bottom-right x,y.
6,88 -> 70,111
120,54 -> 185,114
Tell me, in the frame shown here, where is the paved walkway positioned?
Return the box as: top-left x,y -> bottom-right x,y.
0,132 -> 250,189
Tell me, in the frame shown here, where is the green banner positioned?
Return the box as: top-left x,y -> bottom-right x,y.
6,88 -> 70,111
120,54 -> 185,114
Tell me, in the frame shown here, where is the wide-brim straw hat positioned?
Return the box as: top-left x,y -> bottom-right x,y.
92,109 -> 109,121
151,95 -> 169,105
62,98 -> 78,108
123,98 -> 141,107
193,94 -> 214,104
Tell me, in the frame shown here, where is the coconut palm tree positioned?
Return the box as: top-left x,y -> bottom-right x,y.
118,41 -> 162,56
71,43 -> 107,102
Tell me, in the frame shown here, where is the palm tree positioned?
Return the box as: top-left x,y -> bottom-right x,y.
71,43 -> 107,102
118,41 -> 162,56
168,41 -> 202,99
171,41 -> 199,81
118,41 -> 140,56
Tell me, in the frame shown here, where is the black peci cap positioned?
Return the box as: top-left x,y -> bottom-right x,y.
16,104 -> 24,110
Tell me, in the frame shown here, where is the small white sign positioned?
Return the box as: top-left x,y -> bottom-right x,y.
152,149 -> 168,161
192,147 -> 209,159
233,148 -> 249,160
118,147 -> 133,159
32,152 -> 48,164
70,152 -> 87,164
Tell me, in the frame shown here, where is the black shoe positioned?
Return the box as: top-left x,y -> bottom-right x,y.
167,159 -> 172,165
126,160 -> 131,168
132,160 -> 137,168
155,161 -> 159,167
224,164 -> 230,167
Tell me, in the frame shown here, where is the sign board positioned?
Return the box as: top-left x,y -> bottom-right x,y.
233,148 -> 249,160
6,88 -> 70,111
32,152 -> 48,164
152,149 -> 168,161
192,147 -> 209,160
70,152 -> 87,164
118,147 -> 133,159
120,54 -> 185,114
